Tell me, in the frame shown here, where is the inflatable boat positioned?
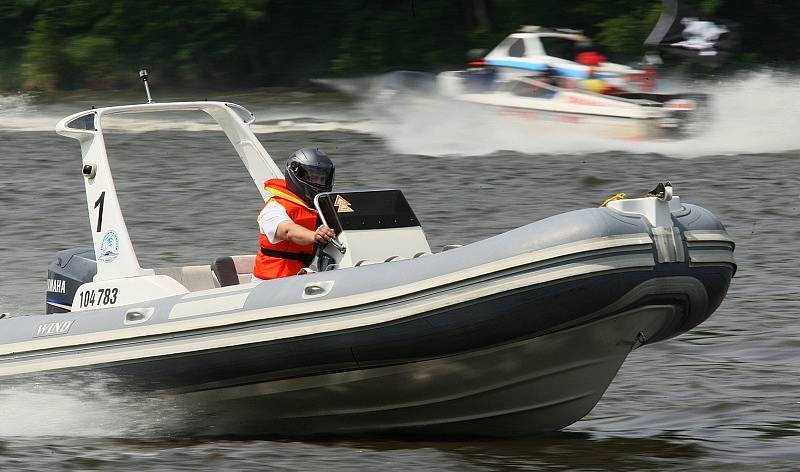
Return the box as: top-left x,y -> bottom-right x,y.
0,97 -> 735,437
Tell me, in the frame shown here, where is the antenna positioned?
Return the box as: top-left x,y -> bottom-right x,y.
139,68 -> 153,103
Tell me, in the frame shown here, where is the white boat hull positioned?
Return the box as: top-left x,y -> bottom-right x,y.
437,71 -> 709,140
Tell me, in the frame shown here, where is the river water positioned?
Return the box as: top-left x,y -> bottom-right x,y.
0,75 -> 798,470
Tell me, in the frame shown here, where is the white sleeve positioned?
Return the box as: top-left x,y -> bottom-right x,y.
258,200 -> 292,244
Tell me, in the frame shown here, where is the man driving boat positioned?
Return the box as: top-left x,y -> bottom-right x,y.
253,147 -> 336,280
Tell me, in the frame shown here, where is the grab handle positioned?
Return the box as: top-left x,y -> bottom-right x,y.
124,307 -> 154,325
303,281 -> 334,299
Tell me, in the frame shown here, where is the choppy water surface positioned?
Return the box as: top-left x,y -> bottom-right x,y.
0,81 -> 798,470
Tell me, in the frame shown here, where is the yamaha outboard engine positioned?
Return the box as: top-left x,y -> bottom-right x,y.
46,247 -> 97,313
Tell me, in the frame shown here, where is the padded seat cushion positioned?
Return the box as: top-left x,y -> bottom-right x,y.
212,255 -> 256,287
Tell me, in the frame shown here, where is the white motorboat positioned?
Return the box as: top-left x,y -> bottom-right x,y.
437,74 -> 709,140
460,26 -> 653,90
435,26 -> 711,140
1,80 -> 736,437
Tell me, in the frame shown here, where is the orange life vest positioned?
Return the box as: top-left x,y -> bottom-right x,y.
253,179 -> 318,280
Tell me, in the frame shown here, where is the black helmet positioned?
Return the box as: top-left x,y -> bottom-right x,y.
285,147 -> 335,206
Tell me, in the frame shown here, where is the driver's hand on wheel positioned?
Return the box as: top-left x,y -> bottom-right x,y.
314,225 -> 335,244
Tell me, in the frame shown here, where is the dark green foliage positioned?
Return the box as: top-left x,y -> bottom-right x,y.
0,0 -> 798,90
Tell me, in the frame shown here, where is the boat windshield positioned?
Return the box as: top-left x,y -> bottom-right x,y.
540,36 -> 580,61
510,81 -> 557,99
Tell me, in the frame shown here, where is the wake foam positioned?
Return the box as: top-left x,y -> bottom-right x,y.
359,70 -> 800,158
3,71 -> 799,158
0,377 -> 187,438
0,93 -> 31,114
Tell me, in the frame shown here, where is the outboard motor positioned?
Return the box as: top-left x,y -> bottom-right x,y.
46,247 -> 97,313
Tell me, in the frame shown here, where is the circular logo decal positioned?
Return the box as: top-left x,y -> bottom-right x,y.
99,230 -> 120,263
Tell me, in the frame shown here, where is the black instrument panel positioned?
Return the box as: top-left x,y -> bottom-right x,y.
315,190 -> 421,234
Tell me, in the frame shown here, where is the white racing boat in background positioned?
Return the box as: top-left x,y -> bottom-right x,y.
435,26 -> 711,140
437,73 -> 708,140
457,26 -> 654,90
0,75 -> 736,437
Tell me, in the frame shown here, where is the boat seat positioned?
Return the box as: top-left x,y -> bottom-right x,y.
154,265 -> 220,292
211,255 -> 255,287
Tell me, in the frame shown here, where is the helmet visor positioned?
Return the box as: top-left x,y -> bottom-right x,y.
296,164 -> 334,189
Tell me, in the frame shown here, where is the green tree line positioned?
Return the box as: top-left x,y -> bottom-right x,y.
0,0 -> 796,91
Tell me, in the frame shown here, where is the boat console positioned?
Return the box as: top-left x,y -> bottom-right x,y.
313,189 -> 431,270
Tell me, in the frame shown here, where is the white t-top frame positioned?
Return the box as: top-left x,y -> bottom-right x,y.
56,101 -> 283,281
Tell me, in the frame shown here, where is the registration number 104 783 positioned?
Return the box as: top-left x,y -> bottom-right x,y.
77,288 -> 119,308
